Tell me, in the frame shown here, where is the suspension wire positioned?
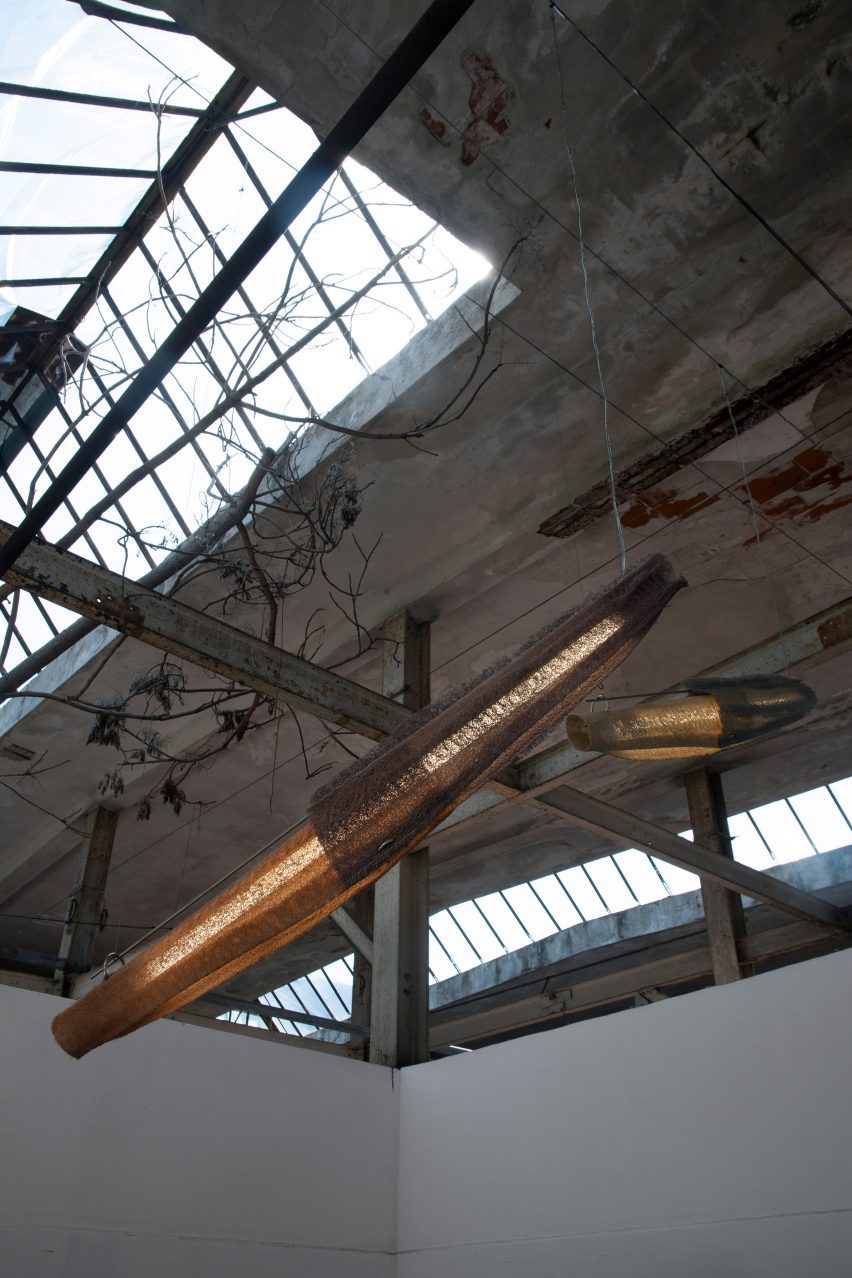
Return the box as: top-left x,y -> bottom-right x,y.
315,0 -> 847,452
97,814 -> 308,971
6,2 -> 850,966
550,7 -> 626,576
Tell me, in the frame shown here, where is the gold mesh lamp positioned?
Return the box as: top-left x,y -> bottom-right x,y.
53,554 -> 685,1058
565,675 -> 816,760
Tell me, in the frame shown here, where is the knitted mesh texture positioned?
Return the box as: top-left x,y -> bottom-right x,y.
311,555 -> 684,886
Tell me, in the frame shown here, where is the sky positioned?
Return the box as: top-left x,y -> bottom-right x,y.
0,0 -> 491,668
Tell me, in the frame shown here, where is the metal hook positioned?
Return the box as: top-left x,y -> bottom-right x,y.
102,951 -> 125,980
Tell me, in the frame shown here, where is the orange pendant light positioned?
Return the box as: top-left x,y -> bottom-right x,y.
53,554 -> 684,1058
565,675 -> 816,760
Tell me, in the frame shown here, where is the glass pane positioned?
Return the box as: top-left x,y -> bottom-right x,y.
787,786 -> 852,853
830,777 -> 852,821
613,849 -> 669,904
501,883 -> 559,942
322,957 -> 354,1015
475,891 -> 532,951
448,901 -> 504,963
4,0 -> 229,107
308,968 -> 348,1019
1,95 -> 186,171
727,812 -> 774,870
430,908 -> 482,972
749,799 -> 815,864
584,856 -> 638,913
557,866 -> 610,921
652,853 -> 700,895
428,930 -> 458,982
285,976 -> 332,1020
529,874 -> 583,929
0,232 -> 115,289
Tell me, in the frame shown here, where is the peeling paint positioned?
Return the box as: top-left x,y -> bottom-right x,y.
419,106 -> 449,145
741,446 -> 852,526
620,488 -> 720,529
539,327 -> 852,540
460,50 -> 513,167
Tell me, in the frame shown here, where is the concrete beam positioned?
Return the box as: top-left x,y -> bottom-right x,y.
7,522 -> 848,936
200,991 -> 369,1037
345,892 -> 374,1060
433,593 -> 852,839
0,520 -> 407,740
54,806 -> 118,993
428,846 -> 852,1047
429,846 -> 852,1012
172,1010 -> 351,1056
329,905 -> 374,965
523,788 -> 849,932
7,513 -> 849,773
369,611 -> 431,1068
0,968 -> 54,994
684,768 -> 748,984
430,918 -> 832,1047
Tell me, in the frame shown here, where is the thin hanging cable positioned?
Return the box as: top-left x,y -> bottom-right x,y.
549,1 -> 852,320
101,814 -> 308,971
314,0 -> 841,457
718,363 -> 790,672
550,9 -> 626,575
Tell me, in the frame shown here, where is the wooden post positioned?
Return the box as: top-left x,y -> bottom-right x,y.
369,611 -> 431,1067
684,768 -> 748,985
54,806 -> 118,994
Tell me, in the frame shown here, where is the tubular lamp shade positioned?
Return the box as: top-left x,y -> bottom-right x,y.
566,695 -> 723,759
53,554 -> 684,1058
684,675 -> 817,747
565,675 -> 816,760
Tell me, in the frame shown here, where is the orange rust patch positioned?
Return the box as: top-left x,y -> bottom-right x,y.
620,487 -> 720,529
419,106 -> 448,144
460,51 -> 513,167
794,446 -> 832,472
819,609 -> 852,651
741,446 -> 851,523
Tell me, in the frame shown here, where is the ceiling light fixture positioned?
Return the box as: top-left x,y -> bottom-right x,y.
52,554 -> 684,1057
565,675 -> 816,760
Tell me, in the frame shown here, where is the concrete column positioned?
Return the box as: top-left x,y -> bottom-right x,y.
347,892 -> 374,1060
369,611 -> 431,1067
684,768 -> 748,985
54,805 -> 119,994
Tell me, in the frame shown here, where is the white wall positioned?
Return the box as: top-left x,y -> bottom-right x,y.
5,950 -> 852,1278
0,985 -> 397,1278
398,947 -> 852,1277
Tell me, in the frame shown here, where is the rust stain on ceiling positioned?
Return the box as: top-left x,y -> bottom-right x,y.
742,446 -> 852,528
620,487 -> 720,529
460,50 -> 513,166
538,327 -> 852,541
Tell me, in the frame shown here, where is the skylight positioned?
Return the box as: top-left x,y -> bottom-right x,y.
0,0 -> 491,672
224,774 -> 852,1036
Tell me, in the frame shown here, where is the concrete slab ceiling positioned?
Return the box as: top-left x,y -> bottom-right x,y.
1,0 -> 850,999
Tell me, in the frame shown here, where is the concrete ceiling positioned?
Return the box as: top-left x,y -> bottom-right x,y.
1,0 -> 850,999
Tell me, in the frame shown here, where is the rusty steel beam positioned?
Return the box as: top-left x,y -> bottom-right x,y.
0,520 -> 406,740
